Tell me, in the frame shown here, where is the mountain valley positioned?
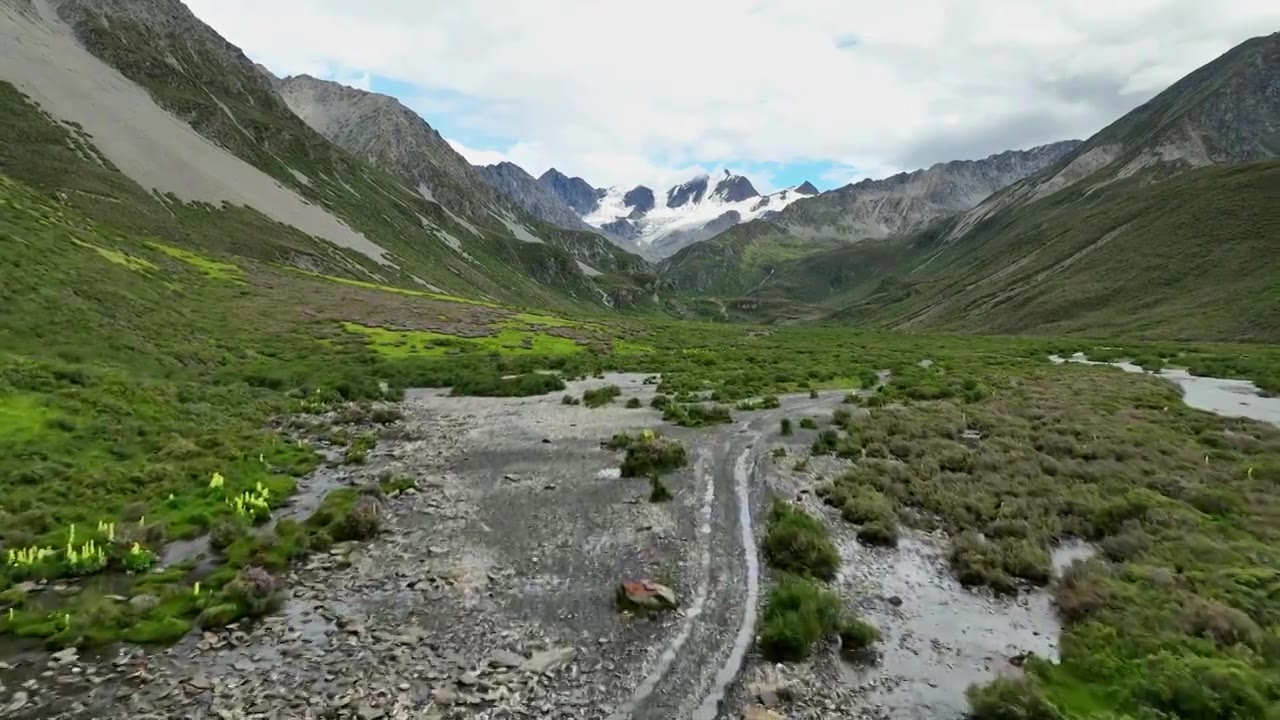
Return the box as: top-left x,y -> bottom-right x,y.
1,2 -> 1279,720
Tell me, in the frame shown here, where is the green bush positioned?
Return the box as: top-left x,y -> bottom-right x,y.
626,397 -> 642,409
757,575 -> 844,662
762,500 -> 840,580
333,496 -> 382,541
649,477 -> 672,502
856,520 -> 899,547
617,432 -> 688,478
967,676 -> 1064,720
799,417 -> 818,430
838,617 -> 881,652
662,403 -> 732,427
583,385 -> 622,407
451,372 -> 566,397
780,418 -> 793,436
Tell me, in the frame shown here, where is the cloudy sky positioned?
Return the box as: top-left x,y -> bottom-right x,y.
186,0 -> 1279,193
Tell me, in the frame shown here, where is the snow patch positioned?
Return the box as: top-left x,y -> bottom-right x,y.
494,211 -> 545,244
0,1 -> 392,265
576,260 -> 602,277
584,171 -> 810,255
417,213 -> 476,262
416,182 -> 436,204
409,274 -> 445,293
287,167 -> 312,187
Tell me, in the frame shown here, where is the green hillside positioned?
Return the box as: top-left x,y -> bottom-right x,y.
833,161 -> 1280,341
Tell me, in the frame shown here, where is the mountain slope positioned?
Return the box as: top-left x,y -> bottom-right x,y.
837,161 -> 1280,341
475,161 -> 599,234
942,31 -> 1280,244
0,0 -> 648,311
816,32 -> 1280,341
274,74 -> 651,288
659,142 -> 1078,295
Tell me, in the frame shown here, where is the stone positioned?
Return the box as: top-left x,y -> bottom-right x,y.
432,688 -> 457,706
187,675 -> 213,690
128,594 -> 161,614
356,702 -> 385,720
457,671 -> 479,686
50,647 -> 79,664
750,682 -> 781,707
743,706 -> 784,720
4,691 -> 30,714
617,580 -> 678,611
520,647 -> 576,675
886,595 -> 903,607
488,650 -> 525,669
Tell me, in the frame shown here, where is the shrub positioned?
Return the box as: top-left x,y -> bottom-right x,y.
812,429 -> 840,455
838,617 -> 881,652
966,676 -> 1064,720
650,394 -> 670,410
209,517 -> 249,551
1137,653 -> 1270,720
950,533 -> 1050,591
222,566 -> 282,618
762,501 -> 840,580
662,403 -> 732,427
737,395 -> 781,411
378,475 -> 417,494
333,496 -> 382,541
839,487 -> 894,525
771,447 -> 787,459
618,432 -> 688,478
757,575 -> 843,662
561,394 -> 579,405
780,418 -> 793,436
626,397 -> 642,409
799,417 -> 818,430
583,385 -> 622,408
451,372 -> 565,397
649,477 -> 672,502
856,520 -> 899,548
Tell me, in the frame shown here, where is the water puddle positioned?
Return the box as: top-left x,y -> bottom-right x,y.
1050,353 -> 1280,426
837,533 -> 1095,719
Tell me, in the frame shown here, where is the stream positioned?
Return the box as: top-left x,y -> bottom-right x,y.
1050,353 -> 1280,426
835,534 -> 1095,719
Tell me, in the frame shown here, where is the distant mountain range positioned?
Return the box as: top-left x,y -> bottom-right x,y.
660,31 -> 1280,341
472,165 -> 819,260
1,0 -> 1274,340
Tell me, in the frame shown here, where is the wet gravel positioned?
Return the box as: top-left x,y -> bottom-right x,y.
1,377 -> 1096,720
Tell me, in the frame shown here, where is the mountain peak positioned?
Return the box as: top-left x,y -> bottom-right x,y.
666,174 -> 710,209
537,169 -> 601,215
711,171 -> 759,203
794,181 -> 819,195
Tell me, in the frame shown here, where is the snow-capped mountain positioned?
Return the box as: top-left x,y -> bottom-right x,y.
572,170 -> 819,258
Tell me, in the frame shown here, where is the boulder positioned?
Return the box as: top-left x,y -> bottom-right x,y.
616,580 -> 678,612
744,706 -> 785,720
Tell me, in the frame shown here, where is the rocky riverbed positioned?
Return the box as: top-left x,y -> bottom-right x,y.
0,376 -> 852,719
2,376 -> 1095,720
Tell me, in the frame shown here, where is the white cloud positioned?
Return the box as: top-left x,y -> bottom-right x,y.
186,0 -> 1280,188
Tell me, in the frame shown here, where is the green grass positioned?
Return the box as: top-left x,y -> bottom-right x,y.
148,242 -> 243,281
0,393 -> 56,443
341,322 -> 584,357
75,242 -> 159,273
